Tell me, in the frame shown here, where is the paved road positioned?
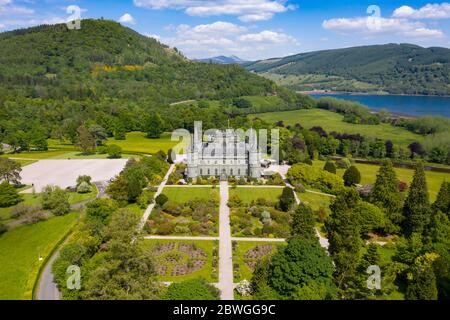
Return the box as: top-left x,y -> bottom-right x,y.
218,181 -> 234,300
35,181 -> 108,300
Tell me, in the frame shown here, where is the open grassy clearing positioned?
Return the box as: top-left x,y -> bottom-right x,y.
252,109 -> 424,148
0,186 -> 97,224
162,187 -> 220,204
232,241 -> 285,282
2,150 -> 70,160
229,187 -> 283,204
140,239 -> 218,283
312,160 -> 449,201
298,191 -> 333,215
106,132 -> 179,154
0,212 -> 78,300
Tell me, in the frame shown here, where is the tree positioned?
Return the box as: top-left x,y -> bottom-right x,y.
0,181 -> 22,207
408,142 -> 426,159
403,162 -> 431,236
147,113 -> 165,139
162,278 -> 220,300
76,124 -> 96,154
107,144 -> 122,159
156,194 -> 169,206
369,160 -> 403,233
0,158 -> 22,185
41,186 -> 70,216
326,188 -> 362,297
76,175 -> 92,186
406,253 -> 438,300
343,165 -> 361,186
291,204 -> 316,240
432,181 -> 450,215
323,160 -> 337,174
114,122 -> 126,140
268,238 -> 336,299
89,124 -> 108,147
77,181 -> 92,194
354,201 -> 386,236
278,187 -> 296,212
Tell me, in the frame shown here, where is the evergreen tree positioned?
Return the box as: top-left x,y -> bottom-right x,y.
291,204 -> 316,240
278,187 -> 296,212
369,160 -> 403,233
147,113 -> 165,139
343,165 -> 361,186
0,181 -> 22,207
323,160 -> 337,174
406,254 -> 438,300
326,188 -> 362,298
403,162 -> 431,236
432,181 -> 450,216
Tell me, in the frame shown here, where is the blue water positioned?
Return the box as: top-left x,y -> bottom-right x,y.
310,94 -> 450,118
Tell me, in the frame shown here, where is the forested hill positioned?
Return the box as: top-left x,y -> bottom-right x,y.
245,44 -> 450,95
0,19 -> 281,104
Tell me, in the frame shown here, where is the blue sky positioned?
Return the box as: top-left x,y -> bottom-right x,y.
1,1 -> 449,60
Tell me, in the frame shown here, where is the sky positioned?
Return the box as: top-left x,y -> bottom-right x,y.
0,0 -> 449,60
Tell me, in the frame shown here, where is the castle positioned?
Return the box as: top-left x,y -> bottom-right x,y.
187,128 -> 262,180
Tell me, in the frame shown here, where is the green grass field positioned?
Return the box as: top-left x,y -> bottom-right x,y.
140,239 -> 218,283
3,150 -> 71,160
229,187 -> 283,204
106,132 -> 179,154
252,109 -> 424,148
313,160 -> 449,201
0,213 -> 78,300
298,191 -> 333,215
162,187 -> 220,204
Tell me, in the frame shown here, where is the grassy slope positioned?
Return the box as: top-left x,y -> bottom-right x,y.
312,160 -> 449,201
230,187 -> 283,204
252,109 -> 424,148
162,187 -> 220,204
106,132 -> 178,154
141,239 -> 218,283
0,213 -> 78,300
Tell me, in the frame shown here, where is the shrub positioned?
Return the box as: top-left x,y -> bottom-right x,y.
236,280 -> 253,296
137,190 -> 154,208
97,146 -> 108,154
41,185 -> 71,216
336,158 -> 352,169
77,181 -> 92,194
157,222 -> 176,235
107,144 -> 122,159
324,161 -> 337,174
228,194 -> 242,208
260,211 -> 272,224
174,225 -> 191,234
163,201 -> 181,217
343,165 -> 361,186
76,175 -> 92,186
155,194 -> 169,207
354,201 -> 386,235
10,203 -> 42,219
294,183 -> 306,193
22,211 -> 47,224
398,181 -> 409,192
278,187 -> 296,212
163,278 -> 220,300
287,164 -> 344,195
0,181 -> 22,208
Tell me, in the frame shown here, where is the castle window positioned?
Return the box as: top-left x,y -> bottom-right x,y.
207,169 -> 210,175
238,169 -> 241,175
230,169 -> 233,175
215,169 -> 218,175
200,169 -> 203,175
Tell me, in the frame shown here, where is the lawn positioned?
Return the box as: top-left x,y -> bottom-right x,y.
140,239 -> 218,283
0,212 -> 78,300
232,241 -> 285,282
297,191 -> 333,215
162,187 -> 220,204
106,132 -> 180,154
313,160 -> 450,201
48,151 -> 136,159
229,187 -> 283,204
2,150 -> 70,160
252,109 -> 424,148
0,187 -> 97,224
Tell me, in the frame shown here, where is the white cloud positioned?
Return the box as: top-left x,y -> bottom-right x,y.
322,16 -> 444,38
150,21 -> 299,60
133,0 -> 294,21
393,3 -> 450,19
119,13 -> 136,25
0,0 -> 34,16
238,30 -> 298,44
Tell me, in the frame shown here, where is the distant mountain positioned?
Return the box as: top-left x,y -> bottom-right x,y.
196,55 -> 248,64
245,44 -> 450,96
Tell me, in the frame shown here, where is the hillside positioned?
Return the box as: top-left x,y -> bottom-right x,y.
245,44 -> 450,95
0,19 -> 278,103
195,55 -> 248,64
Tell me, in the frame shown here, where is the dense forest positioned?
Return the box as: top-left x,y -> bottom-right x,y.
245,44 -> 450,95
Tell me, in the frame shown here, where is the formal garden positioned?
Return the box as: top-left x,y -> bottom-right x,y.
146,187 -> 220,236
141,240 -> 219,283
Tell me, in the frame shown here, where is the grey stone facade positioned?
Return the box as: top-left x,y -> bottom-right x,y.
187,129 -> 262,180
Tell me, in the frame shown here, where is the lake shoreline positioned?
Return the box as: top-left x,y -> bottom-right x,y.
300,90 -> 450,98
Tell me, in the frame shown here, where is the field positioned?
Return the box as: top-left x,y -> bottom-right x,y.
0,213 -> 78,300
106,132 -> 179,154
297,191 -> 334,215
229,187 -> 283,204
162,187 -> 220,204
312,160 -> 449,201
232,241 -> 285,282
0,187 -> 97,224
140,239 -> 218,283
3,150 -> 135,160
252,109 -> 424,148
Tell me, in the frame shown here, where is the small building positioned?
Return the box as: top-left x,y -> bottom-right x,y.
187,128 -> 262,180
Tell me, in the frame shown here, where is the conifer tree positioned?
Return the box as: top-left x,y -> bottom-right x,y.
324,160 -> 337,174
326,188 -> 362,297
432,181 -> 450,216
403,162 -> 431,236
291,204 -> 316,240
369,160 -> 403,233
406,254 -> 438,300
343,165 -> 361,186
278,187 -> 296,212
